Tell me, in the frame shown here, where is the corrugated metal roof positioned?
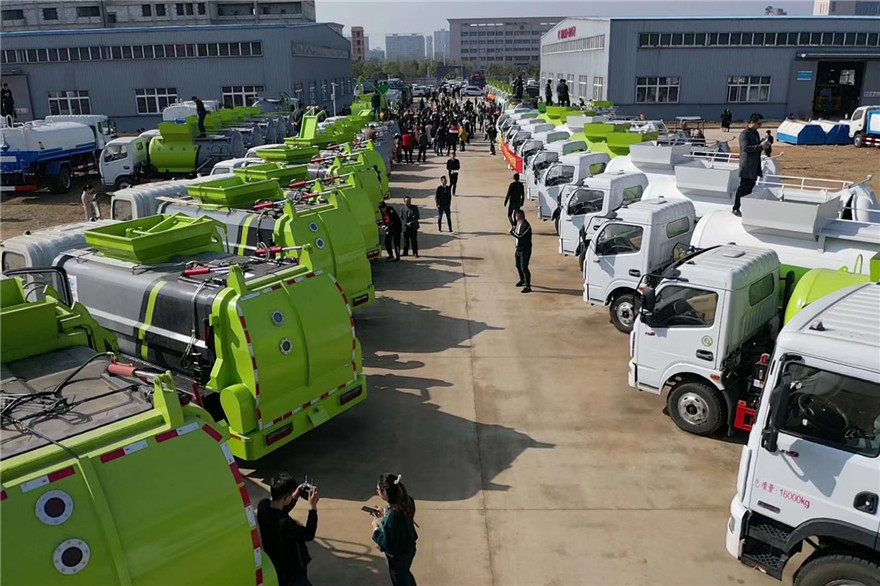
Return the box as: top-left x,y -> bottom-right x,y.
1,22 -> 322,38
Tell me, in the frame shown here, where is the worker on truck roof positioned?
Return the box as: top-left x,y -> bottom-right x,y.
258,473 -> 320,586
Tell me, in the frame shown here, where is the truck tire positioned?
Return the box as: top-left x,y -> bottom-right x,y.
48,167 -> 72,194
795,554 -> 880,586
853,132 -> 864,148
667,382 -> 725,436
114,176 -> 133,191
609,293 -> 638,334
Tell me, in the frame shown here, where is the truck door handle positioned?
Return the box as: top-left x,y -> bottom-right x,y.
628,269 -> 641,277
123,166 -> 130,169
696,350 -> 714,361
854,492 -> 878,514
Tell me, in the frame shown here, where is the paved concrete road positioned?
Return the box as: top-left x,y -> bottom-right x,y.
241,136 -> 769,586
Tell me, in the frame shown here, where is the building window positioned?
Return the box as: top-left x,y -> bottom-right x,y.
156,3 -> 167,16
321,80 -> 328,100
578,75 -> 588,98
142,4 -> 152,16
221,85 -> 264,108
308,82 -> 317,104
135,87 -> 178,114
593,76 -> 604,101
42,7 -> 58,20
48,90 -> 91,115
727,76 -> 770,102
76,6 -> 101,18
1,9 -> 25,20
197,2 -> 206,15
635,77 -> 680,103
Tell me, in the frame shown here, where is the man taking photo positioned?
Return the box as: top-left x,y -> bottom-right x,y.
257,474 -> 320,586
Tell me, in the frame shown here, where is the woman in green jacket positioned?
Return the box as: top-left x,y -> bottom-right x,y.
371,473 -> 418,586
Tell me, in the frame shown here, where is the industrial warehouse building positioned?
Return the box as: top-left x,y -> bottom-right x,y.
539,16 -> 880,120
0,22 -> 355,131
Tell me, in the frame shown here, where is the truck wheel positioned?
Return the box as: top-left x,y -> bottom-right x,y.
795,554 -> 880,586
853,132 -> 864,148
609,293 -> 638,334
667,382 -> 725,436
114,176 -> 133,190
49,168 -> 72,194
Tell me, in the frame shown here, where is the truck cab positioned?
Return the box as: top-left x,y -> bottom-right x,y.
527,140 -> 587,202
509,123 -> 555,153
727,282 -> 880,585
99,136 -> 150,189
848,105 -> 880,147
583,198 -> 696,333
630,245 -> 781,435
519,130 -> 570,160
538,151 -> 611,224
558,171 -> 647,256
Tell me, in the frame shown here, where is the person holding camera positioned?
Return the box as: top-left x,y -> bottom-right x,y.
733,112 -> 768,217
370,473 -> 418,586
257,474 -> 320,586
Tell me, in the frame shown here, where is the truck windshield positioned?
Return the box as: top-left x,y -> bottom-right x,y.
651,285 -> 718,328
103,143 -> 128,162
780,361 -> 880,457
533,154 -> 557,173
568,189 -> 605,216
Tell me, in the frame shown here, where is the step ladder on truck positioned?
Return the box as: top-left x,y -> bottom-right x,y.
726,281 -> 880,586
0,270 -> 278,585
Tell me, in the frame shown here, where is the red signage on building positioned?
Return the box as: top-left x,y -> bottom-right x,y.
558,26 -> 576,40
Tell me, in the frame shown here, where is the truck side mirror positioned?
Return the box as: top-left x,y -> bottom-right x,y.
640,287 -> 655,314
761,372 -> 792,453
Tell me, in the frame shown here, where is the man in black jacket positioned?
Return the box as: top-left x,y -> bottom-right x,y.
733,113 -> 769,216
257,474 -> 320,586
510,209 -> 532,293
556,79 -> 570,107
379,202 -> 402,261
402,196 -> 420,257
504,172 -> 525,226
192,96 -> 208,135
446,152 -> 460,195
435,176 -> 453,232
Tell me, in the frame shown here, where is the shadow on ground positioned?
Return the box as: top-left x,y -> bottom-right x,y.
247,370 -> 555,502
310,536 -> 388,585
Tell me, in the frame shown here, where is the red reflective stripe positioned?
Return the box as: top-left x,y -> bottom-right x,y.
302,401 -> 311,410
202,425 -> 223,442
100,448 -> 126,463
271,284 -> 281,291
342,294 -> 349,305
282,412 -> 292,420
255,383 -> 261,397
230,463 -> 244,484
306,272 -> 316,278
239,316 -> 248,329
287,278 -> 297,286
350,317 -> 356,327
239,485 -> 251,506
47,467 -> 75,483
338,383 -> 346,389
273,415 -> 284,425
244,330 -> 252,343
155,430 -> 179,443
250,528 -> 261,548
1,491 -> 7,501
352,339 -> 357,350
256,568 -> 263,585
321,392 -> 330,400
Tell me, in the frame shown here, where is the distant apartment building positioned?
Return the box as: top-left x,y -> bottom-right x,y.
366,47 -> 384,62
448,17 -> 562,67
813,0 -> 880,14
0,0 -> 317,31
385,33 -> 425,61
426,36 -> 433,61
350,25 -> 367,60
433,28 -> 450,59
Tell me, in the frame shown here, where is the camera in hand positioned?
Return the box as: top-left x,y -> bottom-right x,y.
300,475 -> 314,499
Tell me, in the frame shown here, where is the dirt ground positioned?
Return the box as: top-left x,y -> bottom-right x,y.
2,125 -> 878,240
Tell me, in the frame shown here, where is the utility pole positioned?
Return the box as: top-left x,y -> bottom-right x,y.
331,82 -> 338,116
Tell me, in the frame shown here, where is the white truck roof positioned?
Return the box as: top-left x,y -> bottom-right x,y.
559,151 -> 610,167
610,197 -> 695,226
779,282 -> 880,368
546,140 -> 587,156
1,220 -> 116,269
674,245 -> 779,292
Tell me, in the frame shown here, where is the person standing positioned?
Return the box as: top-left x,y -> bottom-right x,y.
401,130 -> 414,164
81,184 -> 98,221
1,83 -> 14,119
446,123 -> 457,156
445,152 -> 460,195
402,196 -> 420,257
487,124 -> 497,156
257,473 -> 320,586
417,128 -> 429,163
458,123 -> 468,152
556,79 -> 570,107
371,473 -> 418,586
435,176 -> 453,232
733,113 -> 769,217
544,80 -> 553,107
503,173 -> 525,226
192,96 -> 207,135
513,75 -> 524,101
379,202 -> 402,261
372,92 -> 382,120
763,129 -> 775,158
720,108 -> 732,133
510,209 -> 532,293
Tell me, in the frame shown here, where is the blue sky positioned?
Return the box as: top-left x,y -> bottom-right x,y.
316,0 -> 814,49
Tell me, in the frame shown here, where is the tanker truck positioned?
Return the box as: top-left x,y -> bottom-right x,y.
1,216 -> 367,460
1,119 -> 104,194
725,281 -> 880,586
584,197 -> 880,333
0,270 -> 277,585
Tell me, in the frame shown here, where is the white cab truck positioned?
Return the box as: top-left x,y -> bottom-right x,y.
537,151 -> 612,225
508,123 -> 555,154
557,171 -> 648,256
726,282 -> 880,586
629,245 -> 783,436
526,139 -> 586,201
849,105 -> 880,148
583,198 -> 696,332
519,129 -> 570,162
